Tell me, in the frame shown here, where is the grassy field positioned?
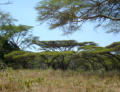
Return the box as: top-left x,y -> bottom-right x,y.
0,69 -> 120,92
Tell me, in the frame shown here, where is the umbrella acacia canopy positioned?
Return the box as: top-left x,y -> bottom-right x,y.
33,40 -> 96,51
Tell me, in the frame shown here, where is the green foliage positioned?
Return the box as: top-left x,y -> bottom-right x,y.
36,0 -> 120,33
4,51 -> 75,69
4,43 -> 120,71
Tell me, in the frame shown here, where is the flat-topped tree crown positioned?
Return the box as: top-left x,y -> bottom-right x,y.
33,40 -> 78,51
33,40 -> 97,51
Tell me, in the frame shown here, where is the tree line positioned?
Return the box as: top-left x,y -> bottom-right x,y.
1,40 -> 120,72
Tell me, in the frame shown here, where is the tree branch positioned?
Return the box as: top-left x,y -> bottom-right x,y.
82,15 -> 120,21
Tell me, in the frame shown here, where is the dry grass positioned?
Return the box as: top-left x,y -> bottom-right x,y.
0,69 -> 120,92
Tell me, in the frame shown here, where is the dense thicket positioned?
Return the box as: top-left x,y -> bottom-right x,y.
3,41 -> 120,72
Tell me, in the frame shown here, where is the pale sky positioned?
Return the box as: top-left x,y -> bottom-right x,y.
0,0 -> 120,51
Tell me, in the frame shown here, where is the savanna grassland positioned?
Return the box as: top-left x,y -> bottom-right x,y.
0,69 -> 120,92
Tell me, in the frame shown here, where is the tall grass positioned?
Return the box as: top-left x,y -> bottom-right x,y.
0,69 -> 120,92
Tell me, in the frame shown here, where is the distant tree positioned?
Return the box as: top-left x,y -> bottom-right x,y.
36,0 -> 120,33
33,40 -> 78,51
33,40 -> 96,51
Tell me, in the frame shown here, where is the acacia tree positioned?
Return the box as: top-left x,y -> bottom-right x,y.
33,40 -> 78,51
0,11 -> 36,61
36,0 -> 120,33
0,11 -> 35,50
33,40 -> 96,51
